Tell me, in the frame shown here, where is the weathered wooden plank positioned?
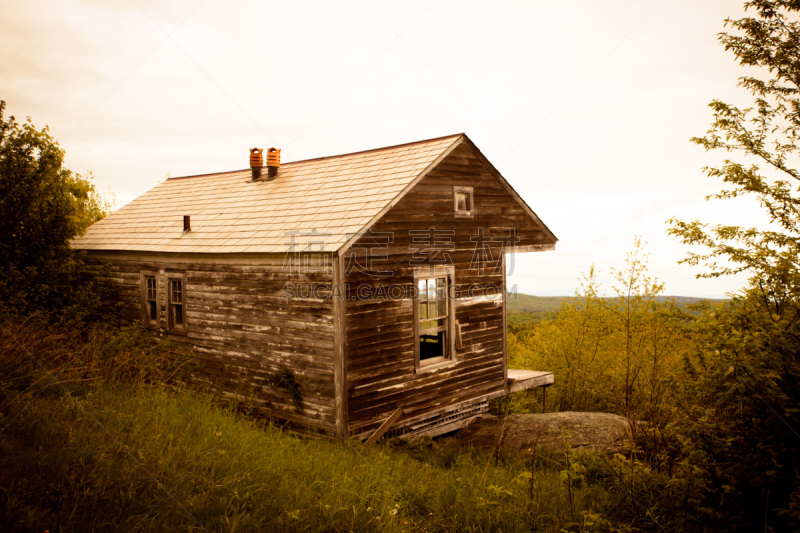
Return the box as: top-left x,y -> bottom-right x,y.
351,374 -> 505,427
349,355 -> 504,399
84,253 -> 338,434
188,318 -> 334,342
363,407 -> 404,446
189,310 -> 333,332
349,363 -> 505,414
351,386 -> 506,435
348,353 -> 503,396
507,369 -> 554,393
339,140 -> 556,432
333,253 -> 348,439
189,303 -> 333,324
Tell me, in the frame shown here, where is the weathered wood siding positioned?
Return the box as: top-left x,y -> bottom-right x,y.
344,141 -> 553,435
84,252 -> 337,433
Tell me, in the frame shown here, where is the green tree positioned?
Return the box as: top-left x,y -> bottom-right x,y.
606,238 -> 688,429
668,2 -> 800,529
0,100 -> 115,320
669,0 -> 800,313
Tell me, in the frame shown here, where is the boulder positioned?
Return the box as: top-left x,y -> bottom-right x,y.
450,411 -> 632,454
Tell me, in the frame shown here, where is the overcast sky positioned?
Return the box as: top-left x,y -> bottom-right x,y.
2,0 -> 770,297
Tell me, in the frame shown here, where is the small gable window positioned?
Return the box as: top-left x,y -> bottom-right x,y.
453,186 -> 474,218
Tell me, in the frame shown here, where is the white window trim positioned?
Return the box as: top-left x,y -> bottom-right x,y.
453,186 -> 474,219
413,265 -> 457,372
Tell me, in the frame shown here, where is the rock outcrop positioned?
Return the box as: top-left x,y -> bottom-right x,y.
449,412 -> 632,454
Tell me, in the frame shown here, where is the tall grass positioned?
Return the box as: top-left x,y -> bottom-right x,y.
0,315 -> 615,532
0,312 -> 190,396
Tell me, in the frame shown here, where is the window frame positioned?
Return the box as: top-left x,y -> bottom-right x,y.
166,272 -> 187,335
140,271 -> 159,328
453,186 -> 474,219
413,265 -> 457,372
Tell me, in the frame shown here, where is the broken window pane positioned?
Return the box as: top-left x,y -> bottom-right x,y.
419,331 -> 446,360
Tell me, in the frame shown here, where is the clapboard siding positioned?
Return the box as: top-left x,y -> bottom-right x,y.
83,252 -> 337,434
344,141 -> 550,435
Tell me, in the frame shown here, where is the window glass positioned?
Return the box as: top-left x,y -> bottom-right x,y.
436,277 -> 446,316
456,191 -> 471,212
427,281 -> 436,304
145,276 -> 157,323
174,302 -> 184,325
170,279 -> 184,328
171,280 -> 182,303
419,279 -> 428,320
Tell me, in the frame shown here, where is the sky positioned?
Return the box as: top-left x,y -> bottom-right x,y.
1,0 -> 772,298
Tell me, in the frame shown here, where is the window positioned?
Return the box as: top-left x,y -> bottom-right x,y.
141,271 -> 159,327
453,186 -> 474,218
168,276 -> 186,333
141,271 -> 187,333
145,276 -> 158,323
418,276 -> 447,360
414,267 -> 456,370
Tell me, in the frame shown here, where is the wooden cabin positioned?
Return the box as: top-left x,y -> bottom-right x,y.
73,133 -> 556,440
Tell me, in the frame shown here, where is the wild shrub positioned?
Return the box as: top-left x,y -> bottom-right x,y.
0,312 -> 192,407
508,239 -> 692,431
663,292 -> 800,531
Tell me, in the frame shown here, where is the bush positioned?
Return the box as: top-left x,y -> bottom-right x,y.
508,240 -> 692,430
668,292 -> 800,531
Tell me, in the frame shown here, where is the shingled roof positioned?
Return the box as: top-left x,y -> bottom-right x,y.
72,133 -> 554,254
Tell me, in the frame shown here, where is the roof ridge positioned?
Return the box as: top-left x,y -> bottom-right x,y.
166,133 -> 464,181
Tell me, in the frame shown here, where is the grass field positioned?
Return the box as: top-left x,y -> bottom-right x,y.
0,384 -> 613,532
0,316 -> 617,533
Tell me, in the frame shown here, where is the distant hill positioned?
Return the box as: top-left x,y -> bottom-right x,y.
506,294 -> 568,314
507,292 -> 726,315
